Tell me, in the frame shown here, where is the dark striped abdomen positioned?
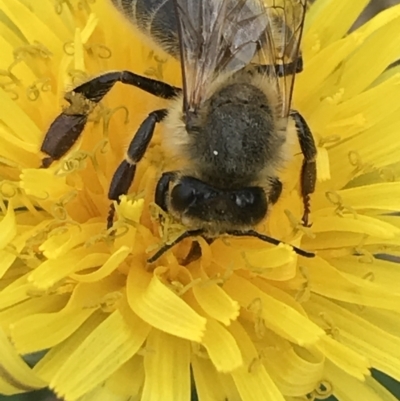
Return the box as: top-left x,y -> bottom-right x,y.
110,0 -> 180,57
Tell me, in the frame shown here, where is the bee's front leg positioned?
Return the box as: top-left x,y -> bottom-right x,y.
107,109 -> 168,228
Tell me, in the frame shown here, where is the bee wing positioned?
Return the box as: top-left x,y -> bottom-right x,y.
174,0 -> 306,116
256,0 -> 307,117
174,0 -> 269,112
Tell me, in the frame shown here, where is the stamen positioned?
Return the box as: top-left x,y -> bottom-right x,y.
318,134 -> 341,146
85,43 -> 112,59
67,69 -> 89,85
54,0 -> 74,15
50,191 -> 78,221
362,271 -> 375,282
0,61 -> 20,85
354,237 -> 375,264
172,278 -> 202,297
348,150 -> 374,175
63,42 -> 112,59
55,152 -> 89,176
325,191 -> 357,218
86,291 -> 123,313
0,82 -> 18,100
379,167 -> 396,182
313,380 -> 334,400
94,104 -> 130,138
13,41 -> 52,60
0,181 -> 18,199
295,266 -> 311,303
284,209 -> 315,237
77,0 -> 96,13
191,343 -> 210,360
247,297 -> 267,339
248,356 -> 263,373
240,251 -> 273,275
144,54 -> 168,81
319,312 -> 340,339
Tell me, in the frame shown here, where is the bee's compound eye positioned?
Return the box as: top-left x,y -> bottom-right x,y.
234,192 -> 255,208
171,183 -> 196,212
233,188 -> 267,225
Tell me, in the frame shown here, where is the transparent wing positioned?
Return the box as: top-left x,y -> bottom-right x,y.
174,0 -> 306,117
256,0 -> 307,117
174,0 -> 269,112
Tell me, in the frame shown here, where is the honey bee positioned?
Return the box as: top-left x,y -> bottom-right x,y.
40,0 -> 317,262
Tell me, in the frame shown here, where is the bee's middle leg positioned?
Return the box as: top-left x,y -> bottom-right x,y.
107,108 -> 168,228
290,110 -> 317,227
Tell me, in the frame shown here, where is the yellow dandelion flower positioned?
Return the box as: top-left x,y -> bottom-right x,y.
0,0 -> 400,400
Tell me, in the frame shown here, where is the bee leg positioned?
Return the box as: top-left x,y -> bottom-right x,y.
41,71 -> 181,168
154,171 -> 178,212
147,229 -> 204,264
268,177 -> 283,205
185,237 -> 215,265
107,108 -> 168,229
290,110 -> 317,227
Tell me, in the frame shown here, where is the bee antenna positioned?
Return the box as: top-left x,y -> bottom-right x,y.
147,229 -> 204,264
226,229 -> 315,258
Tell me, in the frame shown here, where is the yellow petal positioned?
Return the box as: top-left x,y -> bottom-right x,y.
0,202 -> 16,250
0,293 -> 68,336
326,360 -> 399,401
311,214 -> 400,239
223,274 -> 324,346
71,246 -> 131,282
302,257 -> 400,311
201,319 -> 243,373
229,321 -> 285,401
28,248 -> 106,290
192,266 -> 240,325
191,357 -> 228,401
326,113 -> 400,190
10,276 -> 123,354
314,182 -> 400,212
305,295 -> 400,381
260,331 -> 325,396
316,147 -> 331,181
0,0 -> 63,57
0,328 -> 47,395
51,306 -> 150,400
104,356 -> 144,400
0,90 -> 41,145
334,73 -> 400,132
127,265 -> 206,342
39,222 -> 106,259
0,274 -> 34,310
317,335 -> 370,380
142,330 -> 190,401
76,384 -> 125,401
33,312 -> 107,382
325,255 -> 400,294
305,0 -> 369,50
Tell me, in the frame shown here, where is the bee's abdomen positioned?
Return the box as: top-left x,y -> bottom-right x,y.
110,0 -> 179,57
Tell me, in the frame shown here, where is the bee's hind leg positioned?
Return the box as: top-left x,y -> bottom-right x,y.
107,108 -> 168,229
40,71 -> 181,168
290,110 -> 317,227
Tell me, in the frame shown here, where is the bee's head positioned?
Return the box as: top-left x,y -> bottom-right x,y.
169,175 -> 267,231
